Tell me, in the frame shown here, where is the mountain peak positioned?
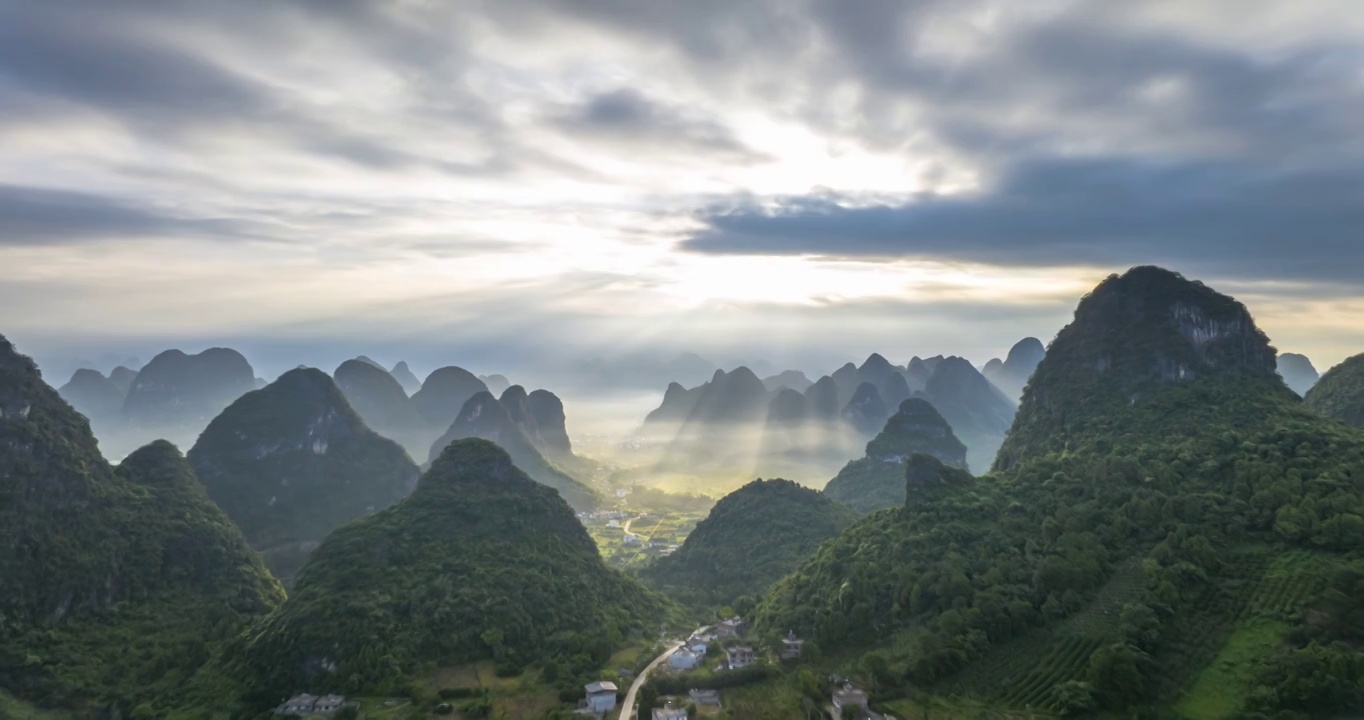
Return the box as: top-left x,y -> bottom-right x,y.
418,437 -> 528,495
995,266 -> 1284,471
1005,337 -> 1045,365
1078,266 -> 1276,380
1305,353 -> 1364,428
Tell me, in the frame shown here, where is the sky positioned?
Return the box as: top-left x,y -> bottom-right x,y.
3,0 -> 1364,386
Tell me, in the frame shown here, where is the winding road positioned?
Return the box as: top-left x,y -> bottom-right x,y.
618,641 -> 683,720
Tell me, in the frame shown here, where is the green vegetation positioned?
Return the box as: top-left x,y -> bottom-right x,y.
1304,352 -> 1364,427
0,334 -> 282,715
752,268 -> 1364,716
228,439 -> 671,708
823,398 -> 969,514
1175,617 -> 1288,719
641,478 -> 856,606
188,368 -> 418,581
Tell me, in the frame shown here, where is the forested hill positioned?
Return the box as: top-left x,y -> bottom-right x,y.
641,478 -> 856,604
188,368 -> 418,582
823,398 -> 969,514
1304,352 -> 1364,428
230,439 -> 667,702
755,267 -> 1364,717
0,334 -> 282,714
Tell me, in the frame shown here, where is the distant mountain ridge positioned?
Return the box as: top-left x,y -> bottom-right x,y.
823,397 -> 969,514
1277,352 -> 1321,396
429,391 -> 598,510
640,350 -> 1014,484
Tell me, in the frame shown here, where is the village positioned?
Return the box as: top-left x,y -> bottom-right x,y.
269,616 -> 888,720
574,617 -> 889,720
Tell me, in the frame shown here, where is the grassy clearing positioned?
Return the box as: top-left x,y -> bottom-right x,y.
1173,617 -> 1288,720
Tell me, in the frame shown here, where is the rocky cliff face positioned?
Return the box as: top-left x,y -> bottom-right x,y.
995,266 -> 1286,472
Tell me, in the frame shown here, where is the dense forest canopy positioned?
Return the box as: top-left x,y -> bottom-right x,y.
641,477 -> 856,605
756,268 -> 1364,716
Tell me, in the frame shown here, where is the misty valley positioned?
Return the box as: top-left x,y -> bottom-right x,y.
3,267 -> 1362,720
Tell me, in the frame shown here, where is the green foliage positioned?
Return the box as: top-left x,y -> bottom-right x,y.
751,268 -> 1364,715
228,439 -> 670,701
188,368 -> 419,555
641,478 -> 856,605
0,335 -> 282,714
1304,352 -> 1364,428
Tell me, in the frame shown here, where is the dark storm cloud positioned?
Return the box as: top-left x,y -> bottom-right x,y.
683,156 -> 1364,282
0,185 -> 266,246
643,3 -> 1364,284
553,89 -> 767,161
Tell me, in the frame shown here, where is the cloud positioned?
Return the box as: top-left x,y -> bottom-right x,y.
552,88 -> 767,161
0,184 -> 269,245
682,155 -> 1364,283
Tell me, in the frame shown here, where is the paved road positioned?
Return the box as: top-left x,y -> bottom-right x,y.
618,641 -> 683,720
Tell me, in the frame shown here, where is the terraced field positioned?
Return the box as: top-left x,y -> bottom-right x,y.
940,558 -> 1147,711
1169,549 -> 1343,719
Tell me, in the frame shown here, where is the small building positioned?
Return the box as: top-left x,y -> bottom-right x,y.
688,689 -> 721,708
832,683 -> 869,712
607,519 -> 620,528
315,695 -> 347,713
716,616 -> 746,638
669,648 -> 701,670
615,489 -> 628,498
780,630 -> 804,660
277,694 -> 317,714
585,681 -> 619,714
651,703 -> 689,720
725,645 -> 755,670
623,533 -> 643,547
688,640 -> 708,656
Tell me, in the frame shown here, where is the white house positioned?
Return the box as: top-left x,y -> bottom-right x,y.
651,704 -> 688,720
277,694 -> 317,714
833,683 -> 869,712
669,648 -> 700,670
585,681 -> 619,714
725,646 -> 755,669
314,695 -> 346,713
